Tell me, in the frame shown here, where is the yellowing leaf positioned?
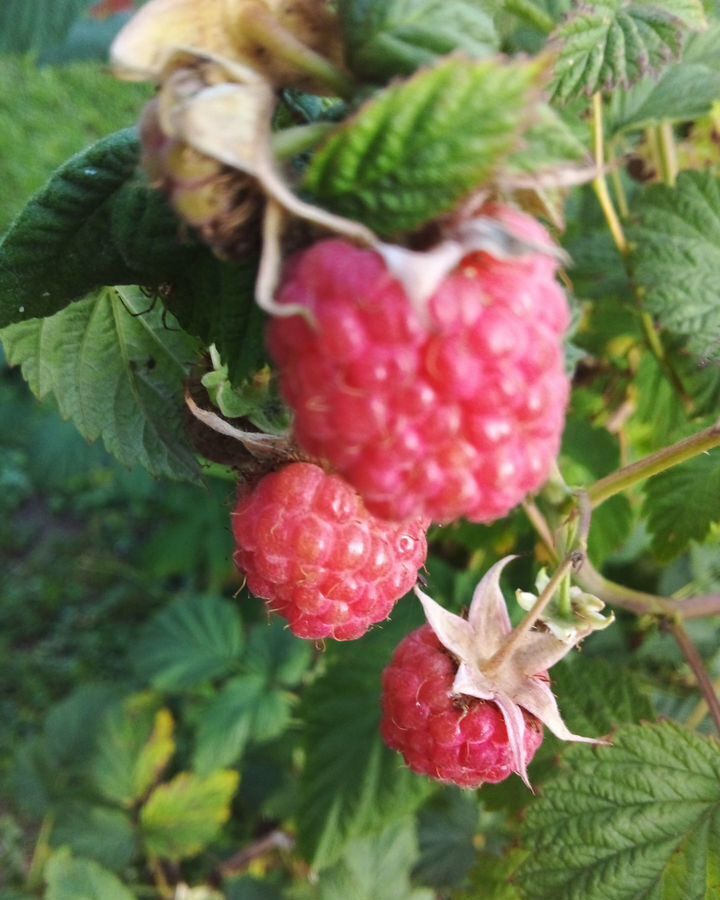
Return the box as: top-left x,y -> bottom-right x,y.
141,770 -> 239,860
92,695 -> 176,808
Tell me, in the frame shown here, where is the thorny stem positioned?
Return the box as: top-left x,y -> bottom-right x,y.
485,554 -> 577,674
504,0 -> 555,33
665,619 -> 720,735
239,3 -> 355,98
587,420 -> 720,507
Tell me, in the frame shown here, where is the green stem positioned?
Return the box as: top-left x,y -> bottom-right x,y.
591,94 -> 628,254
645,126 -> 662,178
272,122 -> 335,160
609,140 -> 630,218
587,420 -> 720,507
239,4 -> 355,98
522,498 -> 720,621
656,122 -> 678,187
505,0 -> 555,33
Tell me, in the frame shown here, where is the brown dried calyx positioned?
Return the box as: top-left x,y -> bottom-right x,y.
111,0 -> 348,95
140,89 -> 262,260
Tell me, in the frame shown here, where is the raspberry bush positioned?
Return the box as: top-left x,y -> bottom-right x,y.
2,0 -> 720,896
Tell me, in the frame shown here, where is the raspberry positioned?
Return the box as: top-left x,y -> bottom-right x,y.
232,462 -> 427,640
381,625 -> 543,788
268,206 -> 570,523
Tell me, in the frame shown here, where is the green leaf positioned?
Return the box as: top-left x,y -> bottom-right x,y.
0,286 -> 201,482
630,171 -> 720,361
551,658 -> 654,736
0,0 -> 94,55
0,129 -> 201,328
140,479 -> 235,591
0,58 -> 150,234
45,848 -> 137,900
560,418 -> 634,563
51,804 -> 137,873
550,0 -> 702,103
458,849 -> 528,900
133,594 -> 244,690
167,257 -> 266,386
245,619 -> 313,688
44,684 -> 120,769
610,63 -> 720,134
519,723 -> 720,899
413,790 -> 480,889
312,821 -> 434,900
193,675 -> 292,776
644,450 -> 720,561
297,602 -> 432,869
338,0 -> 498,83
225,877 -> 285,900
304,57 -> 541,236
91,695 -> 175,808
505,104 -> 589,174
140,770 -> 239,861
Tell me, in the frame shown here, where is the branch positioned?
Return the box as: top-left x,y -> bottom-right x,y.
665,620 -> 720,735
587,420 -> 720,508
216,830 -> 295,879
576,559 -> 720,620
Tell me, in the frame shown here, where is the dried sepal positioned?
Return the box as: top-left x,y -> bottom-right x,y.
414,556 -> 609,785
376,213 -> 569,320
111,0 -> 347,93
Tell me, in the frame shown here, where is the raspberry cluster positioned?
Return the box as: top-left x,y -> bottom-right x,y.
269,206 -> 569,523
232,462 -> 427,640
381,625 -> 544,788
229,206 -> 570,788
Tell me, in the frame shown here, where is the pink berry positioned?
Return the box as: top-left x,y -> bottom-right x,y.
232,462 -> 427,640
268,206 -> 570,524
381,625 -> 543,788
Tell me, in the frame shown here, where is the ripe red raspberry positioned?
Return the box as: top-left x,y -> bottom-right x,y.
268,206 -> 569,523
232,462 -> 427,641
381,625 -> 543,788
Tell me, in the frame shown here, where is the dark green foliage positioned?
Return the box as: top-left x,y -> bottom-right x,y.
630,171 -> 720,361
338,0 -> 498,83
0,130 -> 204,327
304,57 -> 541,235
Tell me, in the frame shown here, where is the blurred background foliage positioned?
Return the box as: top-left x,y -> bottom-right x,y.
2,1 -> 720,898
